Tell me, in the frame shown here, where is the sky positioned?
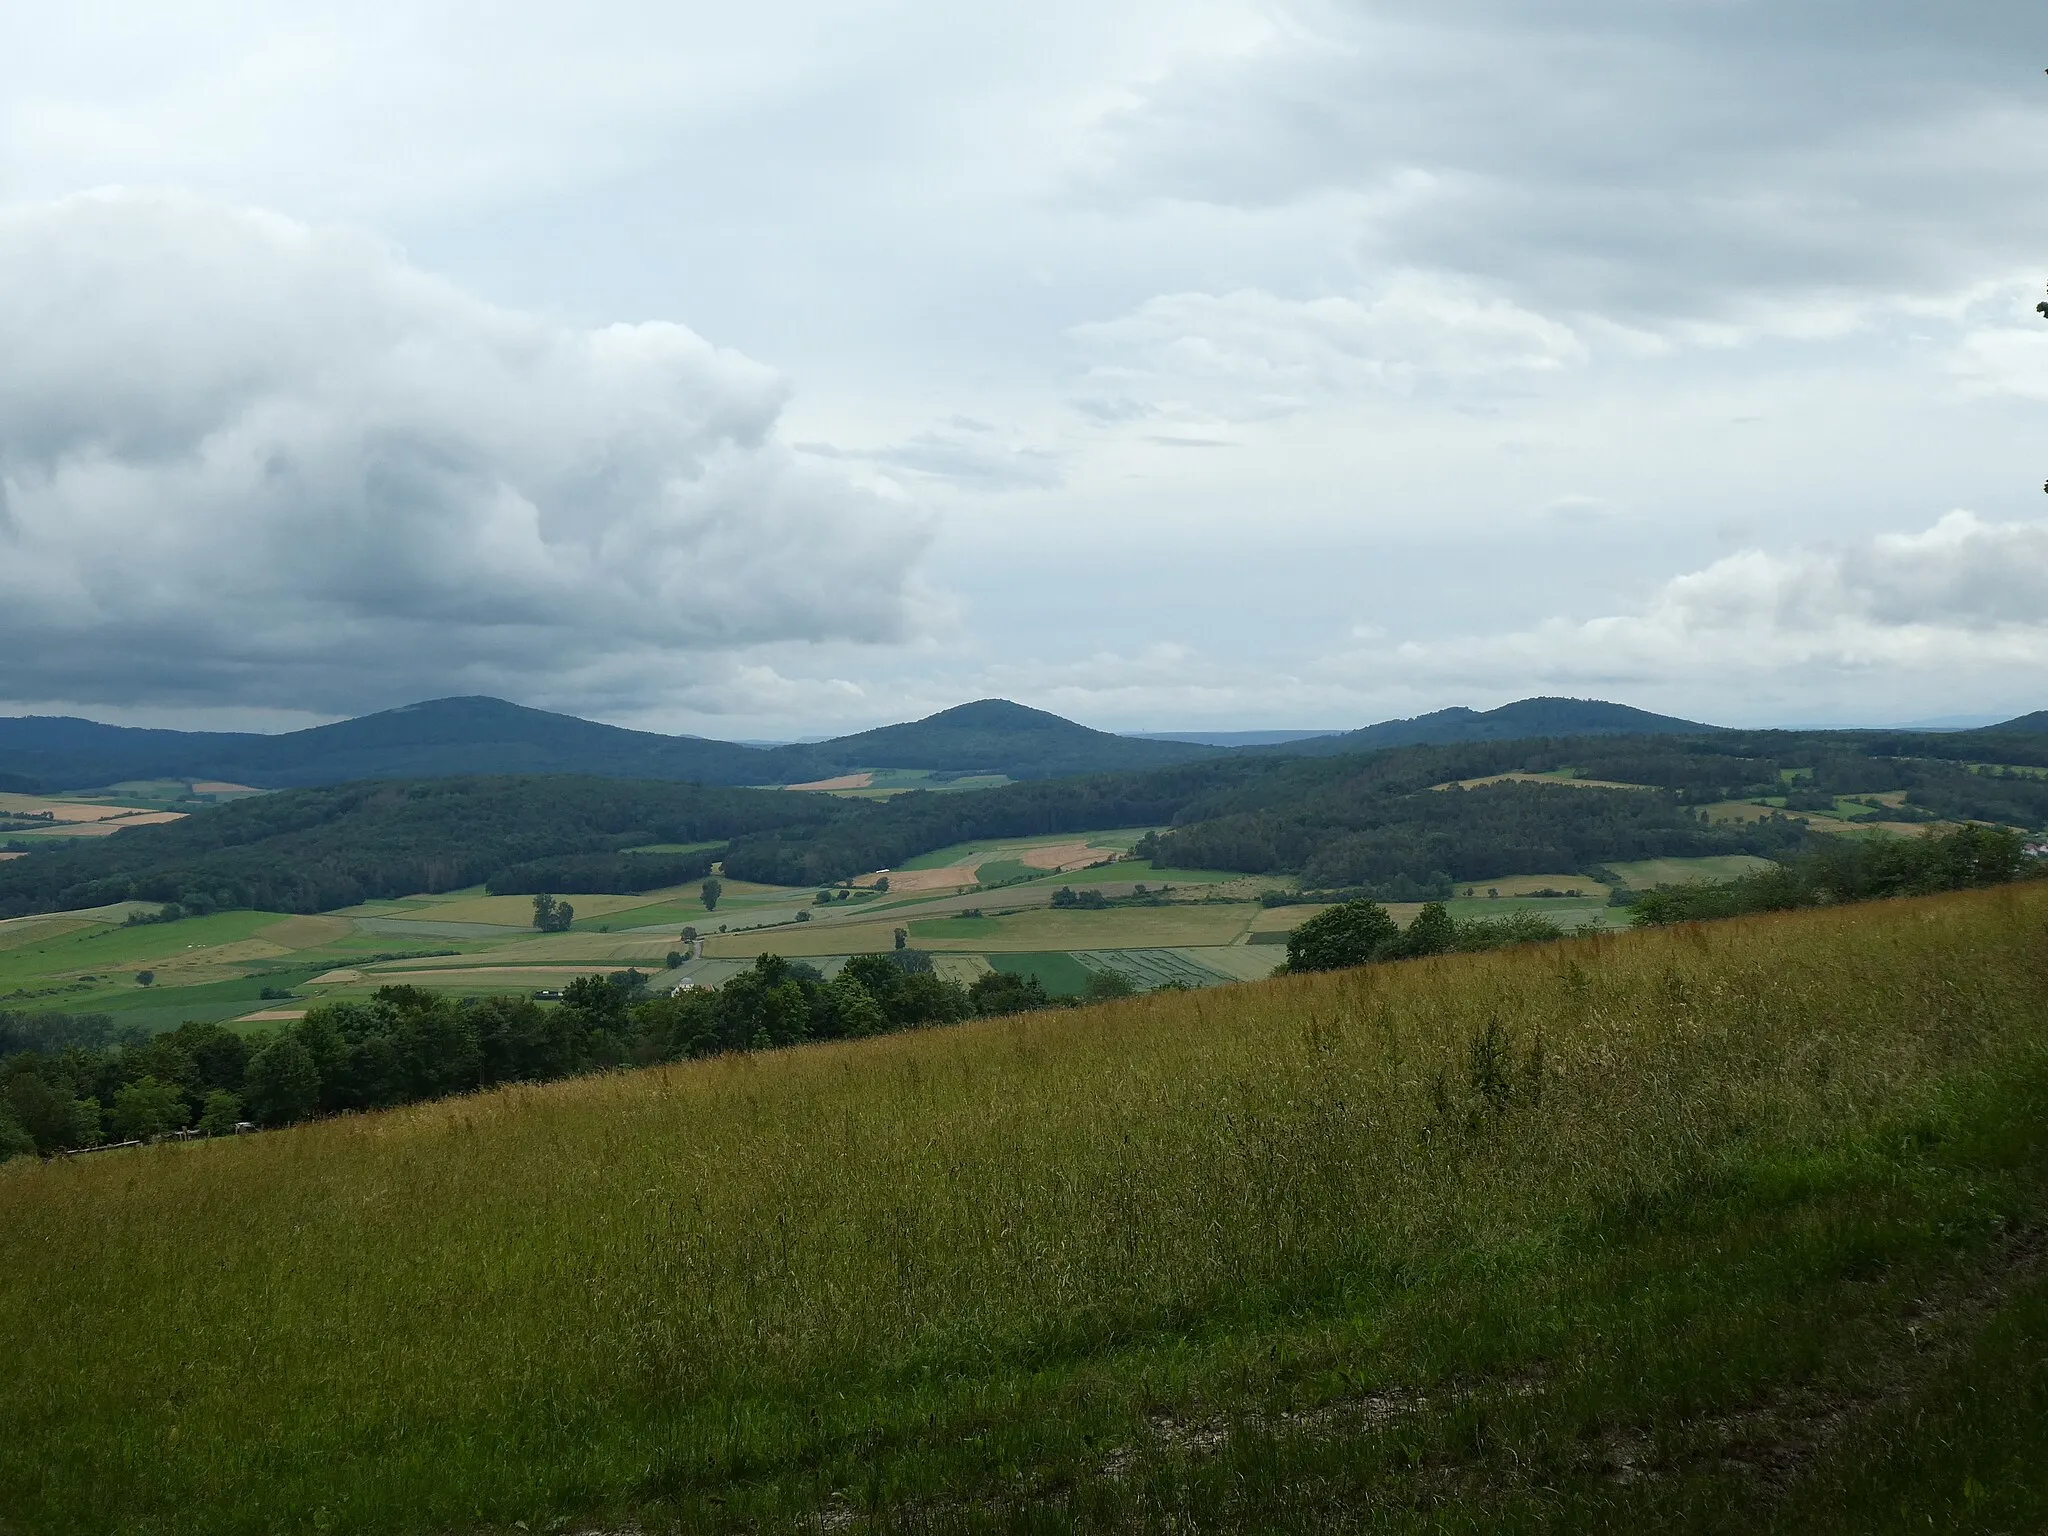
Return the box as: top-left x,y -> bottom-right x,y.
3,1 -> 2046,738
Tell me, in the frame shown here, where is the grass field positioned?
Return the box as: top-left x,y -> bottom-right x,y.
896,830 -> 1141,872
4,886 -> 2046,1532
1449,871 -> 1610,899
985,948 -> 1097,995
1604,855 -> 1779,888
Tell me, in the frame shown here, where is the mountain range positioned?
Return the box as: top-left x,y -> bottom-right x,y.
1,693 -> 2042,795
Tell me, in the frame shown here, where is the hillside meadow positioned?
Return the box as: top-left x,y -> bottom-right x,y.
3,886 -> 2048,1532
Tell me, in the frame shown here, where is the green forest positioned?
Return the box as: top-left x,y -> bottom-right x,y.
5,727 -> 2048,922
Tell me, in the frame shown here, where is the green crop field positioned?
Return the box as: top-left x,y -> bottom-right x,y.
972,858 -> 1038,885
1072,947 -> 1233,990
4,886 -> 2046,1532
984,948 -> 1097,996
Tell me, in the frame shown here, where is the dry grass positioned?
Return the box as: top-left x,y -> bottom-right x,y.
782,773 -> 875,792
4,886 -> 2046,1533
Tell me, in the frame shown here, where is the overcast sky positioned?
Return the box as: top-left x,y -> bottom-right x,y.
4,1 -> 2046,736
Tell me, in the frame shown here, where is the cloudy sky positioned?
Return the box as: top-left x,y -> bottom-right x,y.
3,1 -> 2045,736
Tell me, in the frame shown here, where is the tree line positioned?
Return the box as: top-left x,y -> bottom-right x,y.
0,953 -> 1137,1159
0,776 -> 833,919
1624,825 -> 2036,925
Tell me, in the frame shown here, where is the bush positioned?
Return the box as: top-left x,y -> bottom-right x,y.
1285,899 -> 1399,972
111,1076 -> 188,1142
197,1090 -> 244,1137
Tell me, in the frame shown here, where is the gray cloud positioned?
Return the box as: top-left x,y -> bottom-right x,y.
1085,1 -> 2048,325
0,191 -> 932,712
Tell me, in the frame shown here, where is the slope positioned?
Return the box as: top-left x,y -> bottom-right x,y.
5,889 -> 2046,1532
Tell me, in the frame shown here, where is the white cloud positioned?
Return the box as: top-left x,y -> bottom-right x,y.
1071,273 -> 1585,423
1333,512 -> 2048,713
0,190 -> 932,713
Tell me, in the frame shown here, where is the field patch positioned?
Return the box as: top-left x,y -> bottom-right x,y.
1073,948 -> 1233,990
0,792 -> 153,823
782,772 -> 873,792
1604,854 -> 1778,888
1184,945 -> 1289,981
1431,770 -> 1651,792
1449,871 -> 1609,899
255,915 -> 357,949
5,810 -> 186,837
985,949 -> 1095,995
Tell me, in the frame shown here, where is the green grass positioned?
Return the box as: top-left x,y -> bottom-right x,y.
910,915 -> 1006,940
973,858 -> 1039,885
0,910 -> 297,995
5,888 -> 2048,1532
1055,860 -> 1245,887
985,948 -> 1098,996
896,831 -> 1149,873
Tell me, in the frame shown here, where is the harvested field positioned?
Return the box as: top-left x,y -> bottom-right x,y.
234,1009 -> 306,1023
15,811 -> 186,837
862,863 -> 980,894
782,772 -> 874,792
0,793 -> 138,823
1019,840 -> 1109,871
1432,771 -> 1650,792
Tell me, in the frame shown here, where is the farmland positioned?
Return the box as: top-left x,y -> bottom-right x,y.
0,830 -> 1303,1028
3,886 -> 2045,1531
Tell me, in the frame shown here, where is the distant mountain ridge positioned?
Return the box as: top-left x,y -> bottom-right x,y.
0,696 -> 1219,792
1275,697 -> 1720,756
5,693 -> 2039,794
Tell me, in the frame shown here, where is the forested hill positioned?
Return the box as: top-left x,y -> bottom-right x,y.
0,777 -> 838,919
1272,697 -> 1717,757
798,700 -> 1215,778
718,727 -> 2048,888
7,727 -> 2048,919
0,696 -> 1218,792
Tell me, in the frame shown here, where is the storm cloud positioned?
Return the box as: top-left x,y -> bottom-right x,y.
0,191 -> 929,713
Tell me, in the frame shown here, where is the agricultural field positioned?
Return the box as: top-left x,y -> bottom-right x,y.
1,820 -> 1697,1034
1604,854 -> 1778,888
1432,769 -> 1652,792
0,789 -> 188,841
5,886 -> 2045,1532
1,840 -> 1294,1029
779,767 -> 1015,798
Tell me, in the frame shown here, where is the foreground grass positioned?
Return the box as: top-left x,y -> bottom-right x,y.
4,887 -> 2048,1533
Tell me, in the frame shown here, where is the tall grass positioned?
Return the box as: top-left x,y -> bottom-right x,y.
3,886 -> 2047,1533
